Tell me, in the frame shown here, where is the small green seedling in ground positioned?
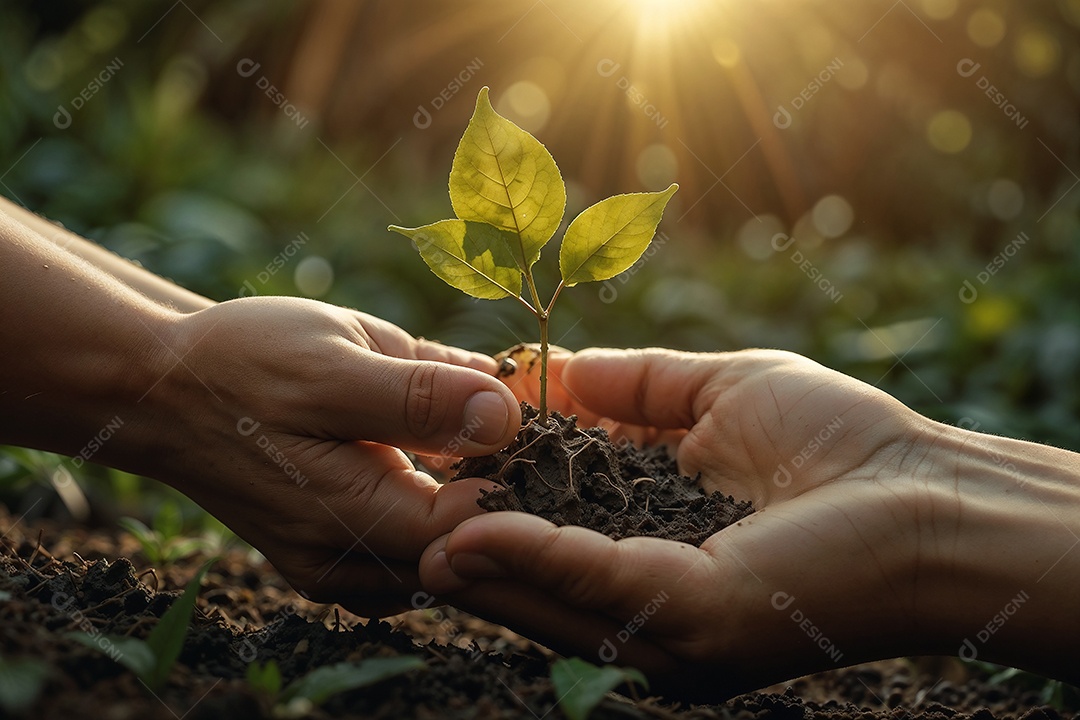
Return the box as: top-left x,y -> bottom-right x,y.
119,500 -> 213,568
0,655 -> 49,715
247,659 -> 284,700
390,87 -> 677,421
550,657 -> 649,720
69,557 -> 217,690
261,657 -> 426,718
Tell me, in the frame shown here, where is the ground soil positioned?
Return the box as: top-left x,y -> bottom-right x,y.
2,406 -> 1077,720
453,404 -> 754,546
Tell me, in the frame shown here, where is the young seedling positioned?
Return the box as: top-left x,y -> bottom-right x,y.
550,657 -> 648,720
69,558 -> 217,690
246,656 -> 426,718
390,87 -> 677,421
119,501 -> 213,568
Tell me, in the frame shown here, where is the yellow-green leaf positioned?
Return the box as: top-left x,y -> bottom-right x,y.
559,183 -> 678,287
449,87 -> 566,271
389,220 -> 522,300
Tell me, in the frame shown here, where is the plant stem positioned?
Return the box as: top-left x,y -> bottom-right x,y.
538,309 -> 549,422
521,268 -> 551,423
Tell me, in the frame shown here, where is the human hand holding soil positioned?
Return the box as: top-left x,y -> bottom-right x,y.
421,348 -> 1080,699
1,206 -> 521,618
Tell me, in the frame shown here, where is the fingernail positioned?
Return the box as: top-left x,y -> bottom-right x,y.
450,552 -> 505,578
463,391 -> 510,445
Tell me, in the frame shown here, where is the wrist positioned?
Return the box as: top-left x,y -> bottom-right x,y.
912,419 -> 1080,677
0,223 -> 186,473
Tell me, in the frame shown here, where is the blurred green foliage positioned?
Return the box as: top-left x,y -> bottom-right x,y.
1,0 -> 1078,527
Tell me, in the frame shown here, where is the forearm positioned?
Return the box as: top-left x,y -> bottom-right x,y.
0,197 -> 215,312
0,213 -> 181,469
918,421 -> 1080,679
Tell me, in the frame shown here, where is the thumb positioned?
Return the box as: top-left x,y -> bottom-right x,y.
562,348 -> 726,430
325,350 -> 521,455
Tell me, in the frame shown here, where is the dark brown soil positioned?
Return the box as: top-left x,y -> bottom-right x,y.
0,506 -> 1075,718
453,404 -> 754,546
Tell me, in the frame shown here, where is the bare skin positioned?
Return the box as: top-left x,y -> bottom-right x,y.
0,199 -> 522,617
420,348 -> 1080,700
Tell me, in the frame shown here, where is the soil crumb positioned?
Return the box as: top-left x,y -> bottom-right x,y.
453,403 -> 754,546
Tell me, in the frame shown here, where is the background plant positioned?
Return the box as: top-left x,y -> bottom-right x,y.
390,87 -> 676,419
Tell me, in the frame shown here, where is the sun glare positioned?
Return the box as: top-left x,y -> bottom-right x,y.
627,0 -> 711,33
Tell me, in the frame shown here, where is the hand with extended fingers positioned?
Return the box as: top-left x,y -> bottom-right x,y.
421,348 -> 1080,699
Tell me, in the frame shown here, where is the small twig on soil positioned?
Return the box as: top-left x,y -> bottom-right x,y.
137,567 -> 159,592
122,616 -> 157,636
424,645 -> 449,663
71,551 -> 88,566
27,529 -> 44,566
333,607 -> 341,632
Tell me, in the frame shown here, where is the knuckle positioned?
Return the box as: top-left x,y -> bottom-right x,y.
405,363 -> 449,439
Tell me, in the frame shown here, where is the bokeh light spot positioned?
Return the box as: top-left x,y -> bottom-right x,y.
836,57 -> 870,90
81,7 -> 128,52
635,144 -> 678,191
967,8 -> 1006,48
812,195 -> 854,238
927,110 -> 972,154
1014,27 -> 1060,78
711,38 -> 741,68
987,179 -> 1024,220
295,256 -> 334,297
737,215 -> 785,260
496,81 -> 550,134
920,0 -> 958,20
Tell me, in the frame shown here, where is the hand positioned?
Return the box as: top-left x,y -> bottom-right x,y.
419,348 -> 1080,699
134,297 -> 521,617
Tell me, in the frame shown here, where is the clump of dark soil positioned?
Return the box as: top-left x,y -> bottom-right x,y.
453,403 -> 754,546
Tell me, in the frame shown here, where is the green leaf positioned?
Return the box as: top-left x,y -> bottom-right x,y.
389,220 -> 522,300
69,632 -> 156,679
449,86 -> 566,271
143,557 -> 216,688
559,183 -> 678,287
247,659 -> 283,697
279,657 -> 426,707
118,516 -> 155,547
0,657 -> 49,714
153,501 -> 184,541
550,658 -> 648,720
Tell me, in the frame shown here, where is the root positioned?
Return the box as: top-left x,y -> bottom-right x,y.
566,438 -> 598,495
495,432 -> 548,482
